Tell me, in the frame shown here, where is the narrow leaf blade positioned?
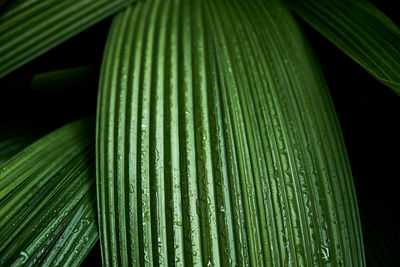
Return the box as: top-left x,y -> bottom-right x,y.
0,0 -> 137,78
0,119 -> 98,266
30,65 -> 96,92
0,126 -> 41,165
286,0 -> 400,94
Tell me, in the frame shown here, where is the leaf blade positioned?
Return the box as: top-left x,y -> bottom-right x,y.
97,0 -> 365,265
0,119 -> 98,266
286,0 -> 400,94
0,0 -> 137,78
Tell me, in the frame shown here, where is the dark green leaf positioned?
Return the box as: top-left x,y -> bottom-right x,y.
286,0 -> 400,95
0,126 -> 41,165
0,0 -> 138,78
30,65 -> 96,92
360,204 -> 400,266
0,119 -> 98,266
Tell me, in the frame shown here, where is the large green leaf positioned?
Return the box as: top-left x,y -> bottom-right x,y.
286,0 -> 400,95
0,0 -> 137,78
0,119 -> 98,266
97,0 -> 364,265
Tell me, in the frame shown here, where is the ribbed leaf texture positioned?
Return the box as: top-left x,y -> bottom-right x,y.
360,205 -> 400,266
97,0 -> 365,265
286,0 -> 400,95
0,0 -> 137,78
0,127 -> 41,165
0,119 -> 98,266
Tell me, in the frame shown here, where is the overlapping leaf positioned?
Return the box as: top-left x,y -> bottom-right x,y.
0,126 -> 41,165
0,119 -> 98,266
96,0 -> 365,265
360,205 -> 400,266
286,0 -> 400,95
0,0 -> 137,78
30,66 -> 96,92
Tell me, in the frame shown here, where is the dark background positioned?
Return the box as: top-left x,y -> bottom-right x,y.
0,0 -> 399,265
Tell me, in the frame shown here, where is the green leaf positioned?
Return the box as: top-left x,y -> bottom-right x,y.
360,205 -> 400,266
0,126 -> 41,165
30,65 -> 96,92
97,0 -> 364,266
0,0 -> 138,78
286,0 -> 400,95
0,119 -> 98,266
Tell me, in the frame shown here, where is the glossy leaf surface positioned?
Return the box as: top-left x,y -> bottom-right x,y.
0,119 -> 98,266
0,0 -> 137,78
97,0 -> 365,266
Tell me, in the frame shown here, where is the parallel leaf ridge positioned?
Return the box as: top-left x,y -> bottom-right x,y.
360,205 -> 400,266
0,119 -> 98,266
286,0 -> 400,95
97,0 -> 365,266
0,0 -> 137,78
0,127 -> 41,166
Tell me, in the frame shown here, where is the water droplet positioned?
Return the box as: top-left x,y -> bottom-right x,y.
19,251 -> 29,264
81,218 -> 90,226
321,244 -> 330,262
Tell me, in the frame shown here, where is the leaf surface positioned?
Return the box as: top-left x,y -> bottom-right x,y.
0,127 -> 41,165
0,119 -> 98,266
0,0 -> 137,78
97,0 -> 365,265
286,0 -> 400,95
30,66 -> 96,92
